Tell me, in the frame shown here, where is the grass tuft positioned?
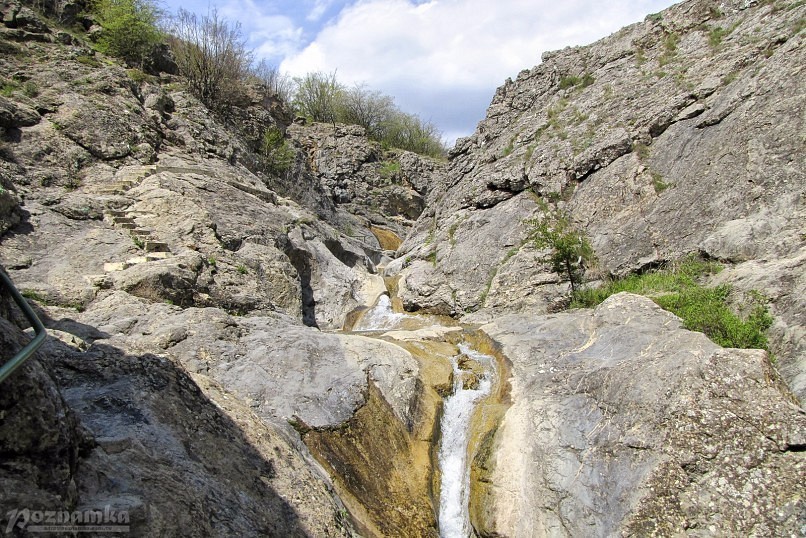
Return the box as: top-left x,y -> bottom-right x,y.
571,256 -> 773,353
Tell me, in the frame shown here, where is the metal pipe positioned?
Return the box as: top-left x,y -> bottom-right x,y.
0,270 -> 47,384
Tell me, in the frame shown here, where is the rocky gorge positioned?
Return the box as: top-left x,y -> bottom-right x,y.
1,0 -> 804,536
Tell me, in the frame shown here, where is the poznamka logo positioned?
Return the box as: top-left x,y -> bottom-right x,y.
5,506 -> 130,534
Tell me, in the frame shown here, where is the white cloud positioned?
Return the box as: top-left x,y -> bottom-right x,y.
217,0 -> 305,62
307,0 -> 337,21
279,0 -> 676,144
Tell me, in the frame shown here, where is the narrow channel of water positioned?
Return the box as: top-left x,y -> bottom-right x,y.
352,294 -> 410,330
438,344 -> 494,538
351,294 -> 496,537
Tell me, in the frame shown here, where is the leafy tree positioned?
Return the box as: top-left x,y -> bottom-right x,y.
282,70 -> 446,157
168,8 -> 252,111
293,71 -> 343,124
380,111 -> 444,157
528,208 -> 595,292
93,0 -> 163,67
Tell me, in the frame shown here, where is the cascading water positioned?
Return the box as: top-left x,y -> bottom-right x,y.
438,344 -> 494,537
352,295 -> 408,331
350,294 -> 497,536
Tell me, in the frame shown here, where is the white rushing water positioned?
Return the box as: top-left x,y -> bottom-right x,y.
352,294 -> 410,331
438,344 -> 494,537
351,294 -> 495,536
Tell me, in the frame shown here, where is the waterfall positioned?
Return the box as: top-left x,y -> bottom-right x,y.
350,293 -> 497,536
352,295 -> 406,330
438,344 -> 494,537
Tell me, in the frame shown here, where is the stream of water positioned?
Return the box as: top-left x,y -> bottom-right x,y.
352,294 -> 496,537
438,344 -> 494,537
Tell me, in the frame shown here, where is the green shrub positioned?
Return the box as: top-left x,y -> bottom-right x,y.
558,73 -> 595,90
527,208 -> 595,293
1,79 -> 20,96
126,68 -> 155,84
658,32 -> 680,66
651,171 -> 670,193
75,54 -> 101,67
379,160 -> 401,180
571,257 -> 773,352
559,75 -> 581,90
260,127 -> 295,176
93,0 -> 163,67
22,81 -> 39,97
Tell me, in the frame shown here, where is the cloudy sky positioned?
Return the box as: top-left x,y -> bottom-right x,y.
162,0 -> 677,145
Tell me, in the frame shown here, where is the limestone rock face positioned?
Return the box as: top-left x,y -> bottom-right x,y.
0,170 -> 21,235
0,303 -> 84,518
0,10 -> 436,535
396,0 -> 805,398
289,121 -> 446,239
476,293 -> 805,537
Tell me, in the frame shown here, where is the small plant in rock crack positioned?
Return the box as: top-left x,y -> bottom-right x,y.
527,207 -> 595,293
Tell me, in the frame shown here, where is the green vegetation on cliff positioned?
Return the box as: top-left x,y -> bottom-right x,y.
92,0 -> 163,67
572,257 -> 774,353
527,207 -> 595,293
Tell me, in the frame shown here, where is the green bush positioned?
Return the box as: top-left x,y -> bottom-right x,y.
260,127 -> 295,176
528,208 -> 595,293
379,160 -> 401,180
93,0 -> 163,67
558,73 -> 595,90
571,257 -> 773,352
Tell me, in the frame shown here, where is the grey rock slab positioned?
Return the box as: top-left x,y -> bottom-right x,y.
478,293 -> 805,536
74,291 -> 420,431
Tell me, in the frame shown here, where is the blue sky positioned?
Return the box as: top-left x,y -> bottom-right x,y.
160,0 -> 677,145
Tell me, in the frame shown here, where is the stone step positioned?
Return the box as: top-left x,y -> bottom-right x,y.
115,165 -> 156,182
118,222 -> 137,230
144,241 -> 170,253
146,252 -> 172,261
126,256 -> 150,266
96,186 -> 127,195
106,210 -> 127,218
97,183 -> 136,195
103,262 -> 129,272
113,216 -> 136,225
129,229 -> 153,238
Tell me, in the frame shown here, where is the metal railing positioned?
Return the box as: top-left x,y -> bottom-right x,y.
0,270 -> 46,384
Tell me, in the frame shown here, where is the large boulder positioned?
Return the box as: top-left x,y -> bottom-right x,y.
474,293 -> 805,536
0,293 -> 84,520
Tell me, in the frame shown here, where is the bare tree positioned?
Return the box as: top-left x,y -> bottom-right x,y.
168,8 -> 252,110
251,59 -> 294,104
338,83 -> 396,139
